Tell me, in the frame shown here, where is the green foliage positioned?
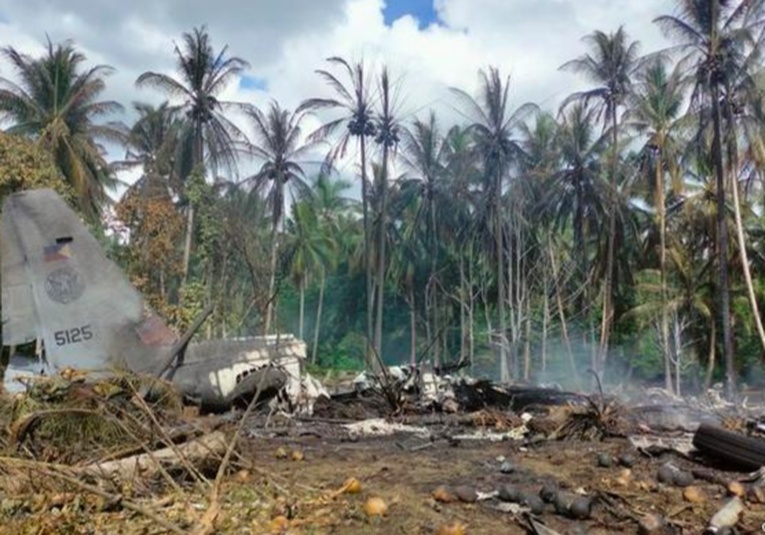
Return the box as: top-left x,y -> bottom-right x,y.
0,132 -> 72,201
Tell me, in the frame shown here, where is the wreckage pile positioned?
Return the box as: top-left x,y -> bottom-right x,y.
3,365 -> 765,533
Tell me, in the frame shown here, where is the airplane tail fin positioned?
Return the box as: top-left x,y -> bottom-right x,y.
1,189 -> 179,376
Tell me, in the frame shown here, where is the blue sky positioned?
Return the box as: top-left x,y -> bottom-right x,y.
383,0 -> 438,29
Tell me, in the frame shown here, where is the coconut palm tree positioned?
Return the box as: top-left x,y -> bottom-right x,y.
309,173 -> 354,363
0,38 -> 123,219
299,56 -> 378,370
243,100 -> 316,333
627,57 -> 690,391
451,67 -> 536,382
136,26 -> 250,283
398,111 -> 448,367
654,0 -> 765,396
560,25 -> 641,369
114,101 -> 183,195
371,66 -> 402,364
284,200 -> 335,341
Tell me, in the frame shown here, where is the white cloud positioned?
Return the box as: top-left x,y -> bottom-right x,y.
0,0 -> 678,192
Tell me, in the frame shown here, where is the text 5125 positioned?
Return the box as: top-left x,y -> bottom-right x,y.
53,325 -> 93,346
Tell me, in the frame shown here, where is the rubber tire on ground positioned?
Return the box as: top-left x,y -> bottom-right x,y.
692,423 -> 765,471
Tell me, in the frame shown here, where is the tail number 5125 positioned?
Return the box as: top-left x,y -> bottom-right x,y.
54,325 -> 93,346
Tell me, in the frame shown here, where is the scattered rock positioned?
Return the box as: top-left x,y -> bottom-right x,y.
672,471 -> 694,488
520,492 -> 545,515
453,485 -> 478,503
539,482 -> 559,503
498,484 -> 521,503
569,497 -> 592,520
500,461 -> 516,474
596,453 -> 613,468
553,492 -> 575,516
657,463 -> 676,484
618,454 -> 636,468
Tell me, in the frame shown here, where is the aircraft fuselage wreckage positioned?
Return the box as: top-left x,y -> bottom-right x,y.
1,188 -> 312,412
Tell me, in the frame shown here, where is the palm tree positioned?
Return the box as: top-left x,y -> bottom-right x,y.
243,100 -> 316,333
309,174 -> 353,363
371,66 -> 402,364
284,200 -> 335,341
0,38 -> 123,219
399,111 -> 449,368
299,56 -> 378,371
451,67 -> 536,382
114,101 -> 182,195
543,101 -> 608,351
654,0 -> 765,396
560,25 -> 641,370
136,26 -> 250,283
627,57 -> 689,391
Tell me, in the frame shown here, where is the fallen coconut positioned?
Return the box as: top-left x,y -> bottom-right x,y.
432,486 -> 457,503
435,520 -> 468,535
727,481 -> 746,498
682,486 -> 705,504
364,496 -> 388,517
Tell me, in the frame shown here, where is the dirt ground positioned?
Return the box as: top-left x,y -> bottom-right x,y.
3,386 -> 765,534
227,425 -> 765,534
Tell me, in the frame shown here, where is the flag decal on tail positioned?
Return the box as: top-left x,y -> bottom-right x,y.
44,238 -> 73,262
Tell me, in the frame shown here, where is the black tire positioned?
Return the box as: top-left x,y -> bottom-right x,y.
692,423 -> 765,471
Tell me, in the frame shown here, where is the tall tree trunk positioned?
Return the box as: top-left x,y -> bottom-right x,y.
711,82 -> 736,398
182,204 -> 194,287
496,170 -> 509,382
311,268 -> 326,365
657,151 -> 672,394
523,292 -> 531,381
599,110 -> 619,370
729,152 -> 765,353
409,284 -> 417,368
549,240 -> 578,382
542,275 -> 550,374
298,277 -> 305,340
360,135 -> 377,372
264,225 -> 279,334
459,252 -> 466,363
374,144 -> 389,369
430,194 -> 439,369
705,321 -> 716,389
468,243 -> 475,371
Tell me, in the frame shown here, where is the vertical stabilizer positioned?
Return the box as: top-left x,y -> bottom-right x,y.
1,189 -> 178,375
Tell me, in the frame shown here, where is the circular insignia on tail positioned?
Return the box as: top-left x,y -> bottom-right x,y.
44,266 -> 86,304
